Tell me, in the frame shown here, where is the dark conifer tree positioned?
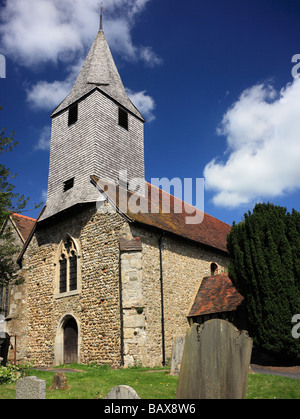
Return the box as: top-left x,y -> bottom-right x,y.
228,203 -> 300,363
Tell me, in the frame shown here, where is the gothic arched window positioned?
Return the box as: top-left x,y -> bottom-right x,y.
59,254 -> 67,293
69,251 -> 77,292
56,236 -> 81,297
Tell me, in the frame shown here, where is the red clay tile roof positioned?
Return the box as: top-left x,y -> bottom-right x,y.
11,213 -> 36,243
187,273 -> 244,317
91,177 -> 231,253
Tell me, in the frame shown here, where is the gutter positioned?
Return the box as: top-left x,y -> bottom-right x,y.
118,249 -> 124,366
158,232 -> 166,367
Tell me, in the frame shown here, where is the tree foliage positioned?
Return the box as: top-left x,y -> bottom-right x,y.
0,107 -> 29,284
227,203 -> 300,363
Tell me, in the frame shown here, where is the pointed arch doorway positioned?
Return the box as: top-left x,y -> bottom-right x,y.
64,317 -> 78,364
54,314 -> 80,366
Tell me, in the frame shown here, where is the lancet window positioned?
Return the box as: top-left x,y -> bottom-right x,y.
57,236 -> 80,295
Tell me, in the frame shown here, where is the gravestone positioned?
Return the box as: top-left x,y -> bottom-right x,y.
170,334 -> 185,376
176,320 -> 253,399
105,385 -> 140,399
50,372 -> 68,390
16,376 -> 47,399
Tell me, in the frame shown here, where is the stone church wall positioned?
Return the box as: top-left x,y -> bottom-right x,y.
16,203 -> 126,367
121,224 -> 229,367
9,202 -> 229,369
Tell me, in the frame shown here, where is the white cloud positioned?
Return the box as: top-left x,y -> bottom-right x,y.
34,125 -> 51,151
27,80 -> 73,111
0,0 -> 160,117
126,89 -> 156,122
41,189 -> 48,202
204,78 -> 300,208
0,0 -> 160,67
139,46 -> 163,67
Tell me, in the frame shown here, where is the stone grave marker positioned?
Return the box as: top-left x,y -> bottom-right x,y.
105,385 -> 140,399
16,376 -> 47,399
170,334 -> 185,376
50,372 -> 68,390
176,319 -> 253,399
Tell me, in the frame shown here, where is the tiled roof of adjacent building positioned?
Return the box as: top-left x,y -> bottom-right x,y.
11,214 -> 36,243
91,177 -> 231,253
187,273 -> 244,318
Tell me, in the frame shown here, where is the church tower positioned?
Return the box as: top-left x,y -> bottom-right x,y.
41,17 -> 145,221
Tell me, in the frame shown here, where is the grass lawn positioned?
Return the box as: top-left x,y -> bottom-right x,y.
1,364 -> 300,399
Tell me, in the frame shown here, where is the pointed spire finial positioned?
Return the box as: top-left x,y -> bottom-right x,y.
98,2 -> 105,31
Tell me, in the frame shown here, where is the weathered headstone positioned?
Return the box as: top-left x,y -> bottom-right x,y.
170,334 -> 185,376
50,372 -> 68,390
176,320 -> 253,399
105,385 -> 140,399
16,376 -> 47,399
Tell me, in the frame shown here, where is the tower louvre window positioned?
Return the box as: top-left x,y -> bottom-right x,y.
68,103 -> 78,126
118,107 -> 128,130
64,178 -> 74,192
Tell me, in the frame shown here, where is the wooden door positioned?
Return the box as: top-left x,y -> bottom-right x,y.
64,318 -> 78,364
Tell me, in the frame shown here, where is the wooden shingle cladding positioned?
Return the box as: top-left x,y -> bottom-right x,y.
41,29 -> 145,222
51,30 -> 144,122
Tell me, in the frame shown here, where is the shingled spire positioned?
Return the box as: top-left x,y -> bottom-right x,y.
41,21 -> 145,221
52,25 -> 144,121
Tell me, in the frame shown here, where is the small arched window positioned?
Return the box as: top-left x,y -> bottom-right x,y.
210,263 -> 219,276
56,236 -> 80,296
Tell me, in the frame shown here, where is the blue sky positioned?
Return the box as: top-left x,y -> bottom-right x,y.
1,0 -> 300,226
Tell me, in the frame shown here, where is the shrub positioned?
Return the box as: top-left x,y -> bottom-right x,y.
0,364 -> 21,384
0,363 -> 32,385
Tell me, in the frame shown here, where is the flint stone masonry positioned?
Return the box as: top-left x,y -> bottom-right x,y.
18,204 -> 126,368
16,376 -> 46,399
105,385 -> 140,399
9,201 -> 230,368
176,320 -> 253,399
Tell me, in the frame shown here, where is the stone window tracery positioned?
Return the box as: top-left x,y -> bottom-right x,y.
55,236 -> 81,297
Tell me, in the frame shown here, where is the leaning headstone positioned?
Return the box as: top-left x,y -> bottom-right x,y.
50,372 -> 68,390
176,320 -> 253,399
170,334 -> 185,376
16,376 -> 47,400
105,385 -> 140,399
